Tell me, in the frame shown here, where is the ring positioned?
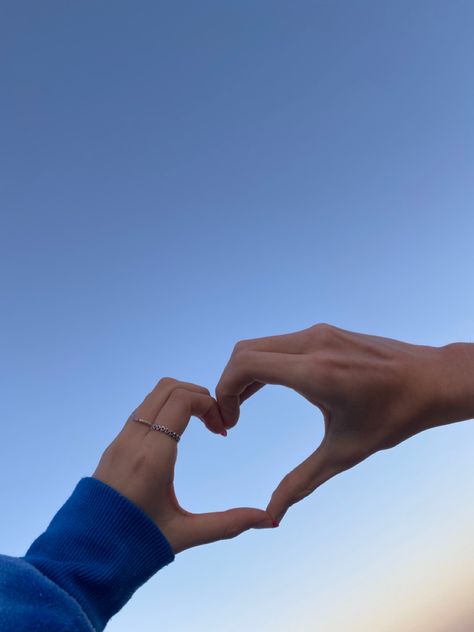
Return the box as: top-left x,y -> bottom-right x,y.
131,416 -> 153,426
150,424 -> 181,443
131,415 -> 181,443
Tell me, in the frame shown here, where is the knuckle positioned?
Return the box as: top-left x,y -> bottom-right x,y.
169,386 -> 190,402
158,376 -> 177,388
167,387 -> 192,414
311,322 -> 336,340
232,339 -> 252,354
231,347 -> 253,368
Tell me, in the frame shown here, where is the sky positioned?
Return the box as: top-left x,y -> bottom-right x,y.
1,1 -> 474,630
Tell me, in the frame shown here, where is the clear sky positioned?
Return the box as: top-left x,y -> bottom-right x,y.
1,2 -> 474,631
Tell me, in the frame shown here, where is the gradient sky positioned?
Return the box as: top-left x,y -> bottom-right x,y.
1,2 -> 474,631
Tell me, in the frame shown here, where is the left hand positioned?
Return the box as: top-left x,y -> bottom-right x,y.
92,377 -> 274,553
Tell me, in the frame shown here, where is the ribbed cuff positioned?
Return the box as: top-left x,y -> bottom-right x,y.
22,477 -> 175,631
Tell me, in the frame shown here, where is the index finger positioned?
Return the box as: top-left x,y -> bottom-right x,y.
215,349 -> 303,428
145,389 -> 225,467
122,378 -> 223,440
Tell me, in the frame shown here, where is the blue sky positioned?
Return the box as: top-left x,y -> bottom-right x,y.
1,2 -> 474,630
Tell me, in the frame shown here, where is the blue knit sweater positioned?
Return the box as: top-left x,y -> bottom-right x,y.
0,477 -> 175,631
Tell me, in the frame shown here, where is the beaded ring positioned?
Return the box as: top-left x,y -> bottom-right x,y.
131,416 -> 181,443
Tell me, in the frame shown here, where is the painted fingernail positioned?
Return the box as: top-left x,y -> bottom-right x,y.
220,429 -> 228,437
272,521 -> 279,528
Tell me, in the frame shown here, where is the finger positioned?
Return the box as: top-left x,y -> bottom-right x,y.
142,390 -> 224,472
150,389 -> 225,448
266,440 -> 337,523
239,328 -> 311,354
123,378 -> 215,438
133,378 -> 211,422
239,381 -> 265,404
236,327 -> 312,353
181,507 -> 275,550
195,397 -> 228,436
215,350 -> 304,428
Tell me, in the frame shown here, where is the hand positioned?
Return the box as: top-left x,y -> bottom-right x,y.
92,377 -> 274,553
215,323 -> 473,523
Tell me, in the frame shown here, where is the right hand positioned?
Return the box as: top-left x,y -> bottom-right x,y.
215,323 -> 463,523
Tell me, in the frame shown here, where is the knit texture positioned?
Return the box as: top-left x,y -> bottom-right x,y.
0,555 -> 94,632
0,477 -> 175,631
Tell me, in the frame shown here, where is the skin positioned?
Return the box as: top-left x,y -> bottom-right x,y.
214,323 -> 474,523
92,323 -> 474,551
92,377 -> 275,554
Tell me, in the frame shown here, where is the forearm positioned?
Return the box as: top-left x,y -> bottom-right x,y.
432,342 -> 474,427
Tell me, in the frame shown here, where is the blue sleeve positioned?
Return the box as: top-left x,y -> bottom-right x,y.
0,477 -> 175,631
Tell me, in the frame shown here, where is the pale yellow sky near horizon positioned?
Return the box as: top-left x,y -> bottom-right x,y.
289,521 -> 474,632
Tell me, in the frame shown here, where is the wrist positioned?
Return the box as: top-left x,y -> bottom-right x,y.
428,342 -> 474,427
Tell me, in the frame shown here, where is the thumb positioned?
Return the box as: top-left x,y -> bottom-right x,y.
188,507 -> 275,548
266,440 -> 337,523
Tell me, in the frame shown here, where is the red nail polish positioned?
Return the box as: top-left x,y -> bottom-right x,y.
272,521 -> 279,528
221,429 -> 227,437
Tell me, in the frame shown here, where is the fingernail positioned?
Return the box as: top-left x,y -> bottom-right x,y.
272,521 -> 279,528
220,429 -> 227,437
253,517 -> 274,529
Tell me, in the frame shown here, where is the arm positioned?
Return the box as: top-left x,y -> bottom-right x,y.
214,323 -> 474,522
428,341 -> 474,427
1,478 -> 174,632
1,378 -> 273,632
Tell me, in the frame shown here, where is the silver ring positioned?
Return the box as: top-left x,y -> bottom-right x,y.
131,416 -> 181,443
150,424 -> 181,443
